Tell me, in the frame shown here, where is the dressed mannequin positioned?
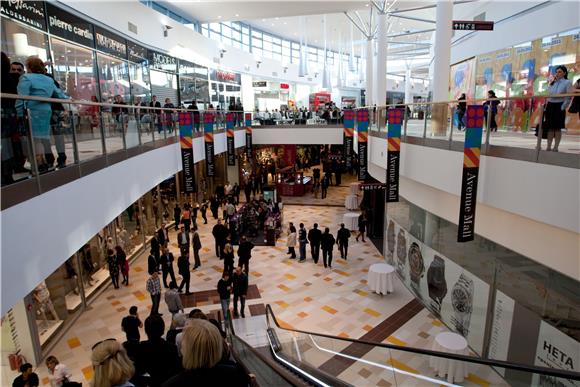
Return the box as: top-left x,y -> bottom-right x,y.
80,244 -> 94,287
33,282 -> 59,327
64,258 -> 79,295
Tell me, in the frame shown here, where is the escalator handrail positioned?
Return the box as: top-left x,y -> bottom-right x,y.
265,304 -> 580,381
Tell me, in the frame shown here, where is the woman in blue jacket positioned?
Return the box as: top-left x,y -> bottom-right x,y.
15,56 -> 68,172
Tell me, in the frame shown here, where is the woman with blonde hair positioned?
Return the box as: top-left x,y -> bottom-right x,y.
163,319 -> 249,386
91,339 -> 135,387
222,242 -> 235,275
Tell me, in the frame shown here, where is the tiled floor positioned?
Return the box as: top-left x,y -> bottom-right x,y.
33,176 -> 503,386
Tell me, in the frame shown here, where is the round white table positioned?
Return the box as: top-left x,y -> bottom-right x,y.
345,194 -> 360,210
367,263 -> 395,295
343,212 -> 360,231
349,182 -> 360,195
429,332 -> 469,383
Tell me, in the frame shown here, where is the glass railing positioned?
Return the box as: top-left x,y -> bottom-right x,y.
263,305 -> 580,387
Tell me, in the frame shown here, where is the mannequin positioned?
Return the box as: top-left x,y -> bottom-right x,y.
33,282 -> 59,327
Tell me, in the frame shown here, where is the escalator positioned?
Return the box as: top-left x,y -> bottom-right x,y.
226,305 -> 580,387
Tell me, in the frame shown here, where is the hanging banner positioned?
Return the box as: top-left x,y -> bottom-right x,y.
178,112 -> 196,193
457,106 -> 484,242
343,109 -> 354,170
204,111 -> 215,177
386,108 -> 403,202
226,112 -> 235,166
356,109 -> 369,180
245,113 -> 253,160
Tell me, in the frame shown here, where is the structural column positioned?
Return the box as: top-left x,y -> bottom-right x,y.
376,13 -> 388,130
404,68 -> 413,105
431,0 -> 453,136
365,38 -> 374,107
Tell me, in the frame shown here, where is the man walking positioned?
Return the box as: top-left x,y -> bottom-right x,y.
177,253 -> 191,294
164,281 -> 184,316
173,203 -> 181,230
298,223 -> 308,262
192,225 -> 202,269
150,234 -> 161,272
321,227 -> 336,269
336,223 -> 351,259
160,247 -> 177,288
146,271 -> 162,316
321,174 -> 330,199
217,272 -> 232,320
237,236 -> 255,274
232,267 -> 248,318
121,306 -> 143,342
157,223 -> 168,248
177,225 -> 190,256
212,219 -> 228,258
307,223 -> 322,264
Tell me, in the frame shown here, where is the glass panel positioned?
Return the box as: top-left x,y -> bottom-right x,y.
129,61 -> 151,102
97,53 -> 131,102
50,38 -> 99,101
210,22 -> 221,32
210,30 -> 221,41
0,19 -> 49,65
263,41 -> 272,52
263,34 -> 272,43
252,37 -> 262,49
222,25 -> 231,39
242,34 -> 250,45
252,30 -> 262,38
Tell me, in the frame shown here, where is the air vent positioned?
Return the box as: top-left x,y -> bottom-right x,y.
272,72 -> 278,77
128,22 -> 138,34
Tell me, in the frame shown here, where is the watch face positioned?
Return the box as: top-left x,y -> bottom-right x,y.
387,221 -> 395,254
452,288 -> 469,312
427,256 -> 447,303
408,242 -> 424,275
396,230 -> 407,263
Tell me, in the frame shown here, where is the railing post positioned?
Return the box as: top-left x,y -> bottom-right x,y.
422,104 -> 428,138
483,104 -> 493,155
69,106 -> 80,164
25,109 -> 41,192
121,112 -> 127,150
403,106 -> 408,142
535,104 -> 545,162
448,105 -> 454,150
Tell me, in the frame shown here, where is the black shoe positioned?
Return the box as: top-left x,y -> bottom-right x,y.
185,292 -> 192,295
178,290 -> 183,293
241,313 -> 245,318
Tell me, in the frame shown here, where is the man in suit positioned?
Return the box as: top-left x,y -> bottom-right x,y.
177,225 -> 190,256
212,219 -> 228,258
237,236 -> 254,275
336,223 -> 351,259
149,95 -> 162,133
150,235 -> 161,272
307,223 -> 322,264
177,253 -> 191,294
192,225 -> 202,269
157,223 -> 168,248
160,247 -> 176,288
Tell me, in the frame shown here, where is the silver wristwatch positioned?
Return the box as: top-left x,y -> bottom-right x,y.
451,273 -> 474,337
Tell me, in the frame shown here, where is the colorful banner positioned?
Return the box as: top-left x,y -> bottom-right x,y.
356,109 -> 369,180
458,106 -> 484,242
178,112 -> 196,193
226,112 -> 235,166
204,111 -> 215,177
343,109 -> 354,170
245,113 -> 253,160
386,108 -> 403,203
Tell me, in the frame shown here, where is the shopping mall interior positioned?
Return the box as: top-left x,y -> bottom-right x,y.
1,0 -> 579,386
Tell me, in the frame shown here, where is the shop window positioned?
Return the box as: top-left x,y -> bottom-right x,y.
129,61 -> 151,102
97,53 -> 130,103
50,38 -> 98,102
1,19 -> 49,66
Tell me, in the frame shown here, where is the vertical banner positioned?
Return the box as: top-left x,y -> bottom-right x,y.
386,108 -> 403,202
204,111 -> 215,177
356,109 -> 369,180
226,112 -> 235,166
178,112 -> 196,193
457,106 -> 484,242
343,109 -> 354,170
245,113 -> 253,160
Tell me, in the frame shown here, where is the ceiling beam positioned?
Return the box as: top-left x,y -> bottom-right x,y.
389,0 -> 476,14
388,41 -> 432,46
386,28 -> 436,38
388,14 -> 436,24
344,12 -> 370,37
354,10 -> 371,37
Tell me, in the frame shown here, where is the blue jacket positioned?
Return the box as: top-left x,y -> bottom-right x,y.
15,73 -> 67,116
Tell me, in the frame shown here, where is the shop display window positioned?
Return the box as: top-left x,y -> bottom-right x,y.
97,52 -> 130,103
129,61 -> 152,102
0,18 -> 49,65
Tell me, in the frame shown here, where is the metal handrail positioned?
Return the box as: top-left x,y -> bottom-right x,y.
264,304 -> 580,381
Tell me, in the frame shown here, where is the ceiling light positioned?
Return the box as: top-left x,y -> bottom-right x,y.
365,3 -> 369,6
284,22 -> 287,25
271,23 -> 274,26
262,18 -> 266,22
218,15 -> 222,19
235,14 -> 239,17
275,17 -> 279,20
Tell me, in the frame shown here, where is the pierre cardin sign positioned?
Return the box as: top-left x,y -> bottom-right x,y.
46,3 -> 94,48
1,0 -> 46,30
94,26 -> 127,59
148,50 -> 177,72
127,41 -> 147,63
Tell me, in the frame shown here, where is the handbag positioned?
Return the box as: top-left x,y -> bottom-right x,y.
569,96 -> 580,114
534,124 -> 548,139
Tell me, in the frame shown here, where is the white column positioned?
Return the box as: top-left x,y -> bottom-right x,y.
376,13 -> 387,106
404,68 -> 413,104
431,0 -> 453,103
365,38 -> 374,106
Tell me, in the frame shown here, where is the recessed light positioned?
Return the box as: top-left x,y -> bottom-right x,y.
217,15 -> 222,19
271,23 -> 274,26
283,22 -> 287,25
365,3 -> 369,6
275,17 -> 279,20
262,18 -> 266,22
235,14 -> 239,17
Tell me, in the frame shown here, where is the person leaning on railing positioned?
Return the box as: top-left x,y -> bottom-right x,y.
15,56 -> 68,173
543,65 -> 572,152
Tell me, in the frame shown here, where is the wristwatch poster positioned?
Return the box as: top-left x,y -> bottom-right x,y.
387,220 -> 395,258
427,255 -> 447,315
408,242 -> 425,293
396,229 -> 407,280
451,273 -> 474,337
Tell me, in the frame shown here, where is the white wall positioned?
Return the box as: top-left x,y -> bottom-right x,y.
368,136 -> 580,280
253,126 -> 343,145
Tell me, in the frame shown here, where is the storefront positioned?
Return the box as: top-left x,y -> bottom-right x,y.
209,69 -> 242,109
148,50 -> 179,107
178,59 -> 210,108
252,80 -> 294,112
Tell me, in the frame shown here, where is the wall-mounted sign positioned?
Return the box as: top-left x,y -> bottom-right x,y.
211,69 -> 241,84
46,3 -> 94,48
1,0 -> 47,31
252,81 -> 267,87
148,50 -> 177,72
127,41 -> 147,63
280,83 -> 289,89
178,112 -> 196,193
452,20 -> 494,31
94,26 -> 127,59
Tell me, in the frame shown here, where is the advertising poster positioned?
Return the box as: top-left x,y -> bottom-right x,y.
343,109 -> 354,170
178,112 -> 196,193
356,109 -> 369,181
386,108 -> 403,203
488,290 -> 516,375
226,112 -> 235,166
245,113 -> 253,160
386,216 -> 490,355
449,57 -> 476,100
533,321 -> 580,387
204,111 -> 215,177
457,106 -> 483,243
